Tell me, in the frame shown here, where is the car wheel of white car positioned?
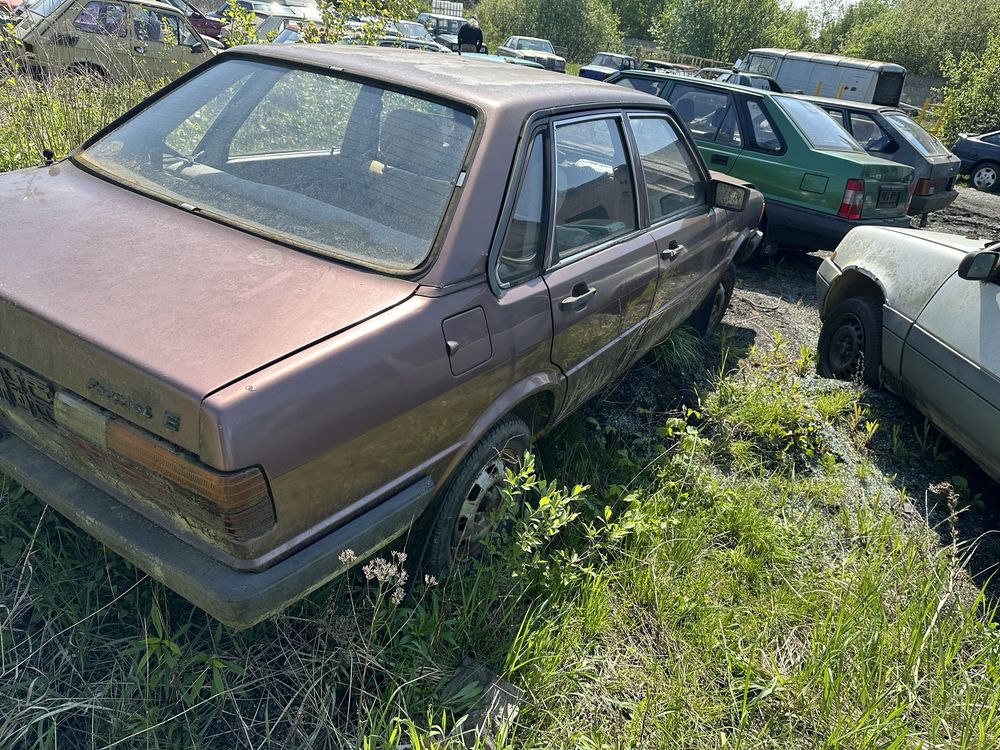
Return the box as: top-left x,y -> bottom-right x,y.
971,162 -> 1000,192
817,297 -> 883,387
414,415 -> 530,575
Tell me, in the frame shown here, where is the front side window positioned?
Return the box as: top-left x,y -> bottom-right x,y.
132,8 -> 184,44
774,95 -> 862,152
668,84 -> 741,146
553,117 -> 637,261
80,59 -> 476,272
746,99 -> 783,152
497,133 -> 545,285
630,116 -> 704,222
73,0 -> 127,36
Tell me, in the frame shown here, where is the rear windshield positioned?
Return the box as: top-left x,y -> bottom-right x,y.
77,59 -> 476,273
774,96 -> 862,152
591,54 -> 629,69
884,112 -> 950,157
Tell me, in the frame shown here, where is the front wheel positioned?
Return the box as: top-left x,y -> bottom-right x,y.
971,161 -> 1000,192
413,415 -> 530,575
817,296 -> 883,387
690,266 -> 735,335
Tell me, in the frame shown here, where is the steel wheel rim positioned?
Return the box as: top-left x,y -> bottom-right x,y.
828,314 -> 864,377
452,454 -> 507,562
974,167 -> 997,189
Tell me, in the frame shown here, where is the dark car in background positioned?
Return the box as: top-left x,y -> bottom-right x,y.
608,71 -> 914,261
165,0 -> 222,37
814,97 -> 960,218
414,10 -> 464,51
952,130 -> 1000,192
578,52 -> 635,80
0,46 -> 762,628
697,67 -> 783,92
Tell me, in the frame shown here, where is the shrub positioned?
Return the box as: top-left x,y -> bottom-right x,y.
936,33 -> 1000,145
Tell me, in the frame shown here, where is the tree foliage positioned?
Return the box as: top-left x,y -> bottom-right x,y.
937,33 -> 1000,145
476,0 -> 622,62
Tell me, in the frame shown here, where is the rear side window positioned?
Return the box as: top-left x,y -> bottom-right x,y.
985,133 -> 1000,146
630,116 -> 705,222
849,112 -> 892,151
553,117 -> 637,261
746,99 -> 783,152
774,95 -> 861,152
73,1 -> 128,35
616,76 -> 664,96
883,112 -> 949,156
497,133 -> 546,285
667,84 -> 741,147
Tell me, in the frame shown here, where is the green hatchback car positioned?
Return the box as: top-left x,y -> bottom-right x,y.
608,71 -> 914,260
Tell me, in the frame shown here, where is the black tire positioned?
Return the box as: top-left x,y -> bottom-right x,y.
735,215 -> 767,264
412,415 -> 530,576
970,161 -> 1000,192
817,296 -> 883,387
690,265 -> 735,335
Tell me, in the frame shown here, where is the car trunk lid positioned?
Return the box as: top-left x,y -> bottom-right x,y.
853,157 -> 913,218
0,163 -> 417,456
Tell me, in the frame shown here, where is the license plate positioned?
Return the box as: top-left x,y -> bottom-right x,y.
877,188 -> 903,208
0,354 -> 56,426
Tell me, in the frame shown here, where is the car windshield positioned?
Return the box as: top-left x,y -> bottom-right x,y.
515,38 -> 553,53
77,59 -> 476,273
26,0 -> 61,15
591,54 -> 624,68
774,96 -> 862,152
396,20 -> 429,38
884,112 -> 950,157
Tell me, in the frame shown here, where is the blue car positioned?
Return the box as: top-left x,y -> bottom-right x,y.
952,131 -> 1000,192
578,52 -> 635,81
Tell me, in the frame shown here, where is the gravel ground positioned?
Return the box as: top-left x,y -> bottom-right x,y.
590,187 -> 1000,593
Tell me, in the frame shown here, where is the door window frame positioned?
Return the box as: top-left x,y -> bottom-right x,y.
545,110 -> 644,271
625,111 -> 710,229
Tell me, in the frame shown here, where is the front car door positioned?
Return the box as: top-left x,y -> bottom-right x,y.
900,272 -> 1000,480
543,114 -> 658,415
42,0 -> 133,77
626,113 -> 729,351
664,81 -> 743,174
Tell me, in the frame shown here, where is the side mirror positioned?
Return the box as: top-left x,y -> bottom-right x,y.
189,41 -> 204,53
712,179 -> 750,211
958,249 -> 1000,281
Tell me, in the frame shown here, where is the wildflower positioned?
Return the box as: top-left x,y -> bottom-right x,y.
391,587 -> 405,606
424,575 -> 438,588
338,548 -> 357,565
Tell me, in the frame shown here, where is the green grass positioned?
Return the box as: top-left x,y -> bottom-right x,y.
3,333 -> 1000,748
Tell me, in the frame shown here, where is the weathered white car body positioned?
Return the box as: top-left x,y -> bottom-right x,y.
817,226 -> 1000,482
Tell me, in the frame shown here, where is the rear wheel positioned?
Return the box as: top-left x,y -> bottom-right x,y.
971,161 -> 1000,192
817,296 -> 883,387
413,415 -> 530,575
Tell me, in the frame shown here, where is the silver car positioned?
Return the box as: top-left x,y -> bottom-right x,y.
816,226 -> 1000,482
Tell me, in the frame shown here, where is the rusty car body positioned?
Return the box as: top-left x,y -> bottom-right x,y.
0,46 -> 762,627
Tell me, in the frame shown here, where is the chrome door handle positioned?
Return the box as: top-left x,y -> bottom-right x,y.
660,240 -> 684,261
560,285 -> 597,312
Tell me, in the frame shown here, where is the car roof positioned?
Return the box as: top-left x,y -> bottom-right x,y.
803,95 -> 896,114
613,69 -> 776,96
511,36 -> 548,42
232,45 -> 660,113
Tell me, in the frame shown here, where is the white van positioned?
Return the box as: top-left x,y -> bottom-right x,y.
743,48 -> 907,107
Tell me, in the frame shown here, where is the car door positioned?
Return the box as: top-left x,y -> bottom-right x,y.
543,114 -> 658,415
46,0 -> 134,77
728,94 -> 794,203
130,4 -> 206,81
626,113 -> 729,351
664,81 -> 743,174
900,272 -> 1000,479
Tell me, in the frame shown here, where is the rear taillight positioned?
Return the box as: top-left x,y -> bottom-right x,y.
914,178 -> 935,196
55,391 -> 274,542
838,179 -> 865,220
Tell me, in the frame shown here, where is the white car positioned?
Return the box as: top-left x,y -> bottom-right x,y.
816,226 -> 1000,482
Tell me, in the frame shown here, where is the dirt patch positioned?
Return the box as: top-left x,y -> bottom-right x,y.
588,187 -> 1000,592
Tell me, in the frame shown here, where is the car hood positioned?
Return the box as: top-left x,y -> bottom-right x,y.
0,162 -> 417,453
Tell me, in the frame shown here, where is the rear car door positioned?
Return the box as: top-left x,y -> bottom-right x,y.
544,114 -> 658,414
47,0 -> 134,77
626,113 -> 728,350
900,273 -> 1000,479
727,94 -> 793,201
130,5 -> 207,81
664,81 -> 743,174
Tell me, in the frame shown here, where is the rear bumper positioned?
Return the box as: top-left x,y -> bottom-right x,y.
909,189 -> 959,215
766,200 -> 912,251
0,429 -> 435,629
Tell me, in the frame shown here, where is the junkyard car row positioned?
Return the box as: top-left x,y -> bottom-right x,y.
0,28 -> 995,627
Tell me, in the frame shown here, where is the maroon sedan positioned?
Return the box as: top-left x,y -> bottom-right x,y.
0,46 -> 762,627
